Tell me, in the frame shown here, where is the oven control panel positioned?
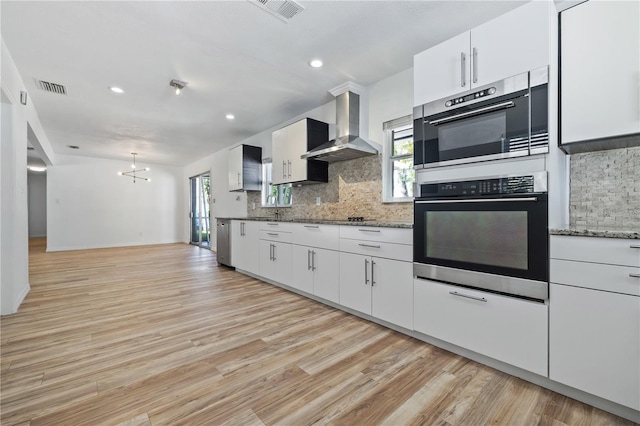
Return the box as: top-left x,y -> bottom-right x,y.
420,175 -> 537,198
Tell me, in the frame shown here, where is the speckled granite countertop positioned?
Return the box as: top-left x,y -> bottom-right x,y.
218,217 -> 413,229
550,226 -> 639,239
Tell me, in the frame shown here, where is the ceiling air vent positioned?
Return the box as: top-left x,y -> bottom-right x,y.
36,80 -> 67,95
250,0 -> 304,22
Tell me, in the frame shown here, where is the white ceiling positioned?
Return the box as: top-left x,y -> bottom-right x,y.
2,0 -> 528,166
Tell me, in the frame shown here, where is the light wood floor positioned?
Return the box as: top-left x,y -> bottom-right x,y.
0,239 -> 634,425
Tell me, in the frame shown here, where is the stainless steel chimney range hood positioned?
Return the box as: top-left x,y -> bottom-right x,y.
301,88 -> 378,162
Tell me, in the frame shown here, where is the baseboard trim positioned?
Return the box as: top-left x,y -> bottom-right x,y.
46,240 -> 184,252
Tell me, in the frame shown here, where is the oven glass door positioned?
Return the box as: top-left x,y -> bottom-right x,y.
413,194 -> 548,282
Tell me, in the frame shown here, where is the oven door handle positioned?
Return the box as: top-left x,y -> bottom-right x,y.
416,197 -> 539,204
427,100 -> 515,126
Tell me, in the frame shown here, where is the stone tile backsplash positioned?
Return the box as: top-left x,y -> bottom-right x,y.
569,146 -> 639,229
247,155 -> 413,223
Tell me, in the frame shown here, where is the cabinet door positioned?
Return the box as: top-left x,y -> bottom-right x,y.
230,221 -> 243,269
561,0 -> 640,144
414,31 -> 470,106
287,119 -> 308,183
243,221 -> 260,276
228,146 -> 243,191
272,241 -> 292,287
371,258 -> 413,329
312,248 -> 340,304
471,0 -> 549,87
339,252 -> 372,315
259,240 -> 276,282
550,284 -> 640,410
291,245 -> 314,294
272,127 -> 288,185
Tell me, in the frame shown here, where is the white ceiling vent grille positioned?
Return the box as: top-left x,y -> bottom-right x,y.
36,80 -> 67,95
250,0 -> 304,22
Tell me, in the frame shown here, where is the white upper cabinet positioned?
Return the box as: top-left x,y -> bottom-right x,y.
228,145 -> 262,192
414,1 -> 550,106
272,118 -> 329,185
560,0 -> 640,150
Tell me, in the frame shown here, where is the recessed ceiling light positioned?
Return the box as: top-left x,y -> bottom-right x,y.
28,166 -> 46,172
109,86 -> 124,94
226,114 -> 235,120
67,145 -> 80,149
309,59 -> 323,68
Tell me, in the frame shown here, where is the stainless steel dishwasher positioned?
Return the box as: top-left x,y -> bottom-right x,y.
216,219 -> 231,267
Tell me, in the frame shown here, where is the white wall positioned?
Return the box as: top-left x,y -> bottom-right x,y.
28,172 -> 47,237
0,40 -> 54,315
47,155 -> 184,251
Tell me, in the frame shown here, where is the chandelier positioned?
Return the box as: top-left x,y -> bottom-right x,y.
118,152 -> 150,183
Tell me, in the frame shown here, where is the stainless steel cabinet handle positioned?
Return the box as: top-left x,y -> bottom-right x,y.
428,101 -> 515,126
304,225 -> 319,229
287,160 -> 292,178
267,232 -> 279,236
358,229 -> 380,233
417,197 -> 538,204
282,161 -> 286,179
269,243 -> 273,261
630,273 -> 640,278
371,260 -> 376,286
630,244 -> 640,249
358,243 -> 381,249
272,244 -> 276,261
308,250 -> 311,270
461,52 -> 466,87
449,291 -> 487,302
472,47 -> 478,83
312,250 -> 316,271
364,259 -> 369,285
237,172 -> 241,186
267,222 -> 278,226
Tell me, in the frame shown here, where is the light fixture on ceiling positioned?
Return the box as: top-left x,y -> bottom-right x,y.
170,79 -> 188,95
225,114 -> 235,120
110,86 -> 124,94
309,59 -> 323,68
118,152 -> 150,183
28,166 -> 46,172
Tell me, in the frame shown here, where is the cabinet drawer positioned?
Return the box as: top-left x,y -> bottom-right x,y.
339,226 -> 412,245
291,224 -> 339,250
259,221 -> 295,232
339,239 -> 412,262
551,259 -> 640,296
413,278 -> 548,376
550,236 -> 640,267
259,230 -> 292,243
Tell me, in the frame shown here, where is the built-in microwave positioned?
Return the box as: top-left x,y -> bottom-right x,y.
413,172 -> 549,301
413,67 -> 549,169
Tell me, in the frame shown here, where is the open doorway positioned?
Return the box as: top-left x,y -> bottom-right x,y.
189,173 -> 211,248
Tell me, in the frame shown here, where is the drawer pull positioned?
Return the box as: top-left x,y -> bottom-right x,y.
267,232 -> 279,236
449,291 -> 487,303
630,273 -> 640,278
267,223 -> 278,226
304,225 -> 319,229
358,243 -> 381,249
358,229 -> 381,232
630,244 -> 640,249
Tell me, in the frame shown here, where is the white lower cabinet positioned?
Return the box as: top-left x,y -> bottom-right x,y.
291,245 -> 339,303
550,284 -> 640,411
339,252 -> 413,329
231,221 -> 260,275
413,278 -> 548,376
259,239 -> 292,287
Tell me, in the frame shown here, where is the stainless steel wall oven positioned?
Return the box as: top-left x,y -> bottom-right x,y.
413,67 -> 549,169
413,172 -> 549,301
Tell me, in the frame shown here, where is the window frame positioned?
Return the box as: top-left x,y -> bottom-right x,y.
261,160 -> 292,208
382,115 -> 415,203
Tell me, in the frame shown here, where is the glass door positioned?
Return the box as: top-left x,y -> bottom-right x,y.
189,173 -> 211,248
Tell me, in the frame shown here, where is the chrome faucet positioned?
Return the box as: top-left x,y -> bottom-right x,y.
274,208 -> 280,221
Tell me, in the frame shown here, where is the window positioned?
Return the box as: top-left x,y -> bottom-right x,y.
261,161 -> 292,208
382,115 -> 414,202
